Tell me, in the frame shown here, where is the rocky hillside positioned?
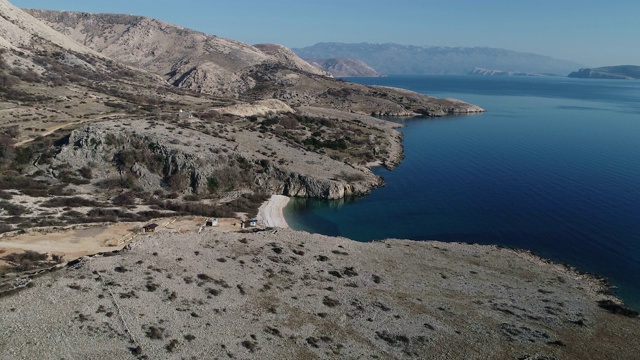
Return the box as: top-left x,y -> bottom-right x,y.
294,42 -> 582,76
1,0 -> 481,235
252,43 -> 331,77
1,228 -> 638,359
0,0 -> 94,54
23,10 -> 275,96
568,65 -> 640,79
26,9 -> 484,117
307,58 -> 381,77
25,10 -> 328,97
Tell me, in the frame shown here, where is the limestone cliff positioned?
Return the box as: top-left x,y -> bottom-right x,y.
52,120 -> 381,200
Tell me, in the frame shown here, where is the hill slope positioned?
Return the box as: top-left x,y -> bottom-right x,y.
2,228 -> 639,359
25,9 -> 483,116
568,65 -> 640,79
25,9 -> 322,97
1,1 -> 483,236
293,42 -> 582,76
307,58 -> 381,77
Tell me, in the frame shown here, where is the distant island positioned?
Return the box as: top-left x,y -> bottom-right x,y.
293,42 -> 581,76
568,65 -> 640,79
469,67 -> 559,77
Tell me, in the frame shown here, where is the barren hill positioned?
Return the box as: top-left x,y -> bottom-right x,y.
307,58 -> 381,77
0,0 -> 95,54
253,43 -> 331,77
26,9 -> 483,117
25,10 -> 327,97
1,228 -> 638,359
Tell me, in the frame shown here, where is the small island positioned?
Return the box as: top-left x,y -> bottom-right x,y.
568,65 -> 640,79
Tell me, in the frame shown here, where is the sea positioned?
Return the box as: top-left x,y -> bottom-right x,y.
284,75 -> 640,309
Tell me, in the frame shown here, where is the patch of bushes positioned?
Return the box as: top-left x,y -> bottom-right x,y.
0,200 -> 29,216
597,300 -> 639,317
2,250 -> 62,272
0,224 -> 12,234
40,196 -> 102,208
337,171 -> 366,182
79,167 -> 93,180
112,191 -> 136,206
302,137 -> 348,150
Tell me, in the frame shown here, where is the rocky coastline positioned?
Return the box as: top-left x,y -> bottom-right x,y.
1,228 -> 638,359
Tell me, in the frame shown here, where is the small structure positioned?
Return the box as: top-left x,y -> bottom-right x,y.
206,218 -> 219,227
143,223 -> 159,233
240,219 -> 258,229
177,109 -> 193,119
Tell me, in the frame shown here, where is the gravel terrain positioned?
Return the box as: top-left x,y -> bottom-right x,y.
1,228 -> 637,359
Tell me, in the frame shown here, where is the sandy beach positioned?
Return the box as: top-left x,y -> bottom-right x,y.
257,195 -> 290,228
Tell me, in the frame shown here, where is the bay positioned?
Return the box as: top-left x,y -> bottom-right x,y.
284,75 -> 640,309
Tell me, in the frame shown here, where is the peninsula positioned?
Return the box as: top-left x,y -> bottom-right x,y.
568,65 -> 640,79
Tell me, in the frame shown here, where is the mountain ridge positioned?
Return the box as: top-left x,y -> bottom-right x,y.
294,42 -> 582,76
25,9 -> 483,117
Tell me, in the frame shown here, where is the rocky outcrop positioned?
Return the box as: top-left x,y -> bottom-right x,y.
253,43 -> 330,77
306,58 -> 381,77
256,165 -> 382,199
568,65 -> 640,79
53,121 -> 380,200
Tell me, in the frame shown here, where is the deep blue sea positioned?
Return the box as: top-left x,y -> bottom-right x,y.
284,75 -> 640,309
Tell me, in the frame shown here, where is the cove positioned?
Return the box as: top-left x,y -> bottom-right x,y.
285,75 -> 640,309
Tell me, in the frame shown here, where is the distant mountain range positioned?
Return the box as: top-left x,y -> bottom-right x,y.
568,65 -> 640,80
293,42 -> 582,76
469,67 -> 559,77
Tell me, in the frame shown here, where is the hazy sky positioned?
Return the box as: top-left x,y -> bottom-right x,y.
11,0 -> 640,67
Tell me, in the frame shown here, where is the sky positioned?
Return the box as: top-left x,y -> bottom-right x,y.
10,0 -> 640,67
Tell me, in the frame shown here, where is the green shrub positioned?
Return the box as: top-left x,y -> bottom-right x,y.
0,200 -> 29,215
40,197 -> 102,208
207,176 -> 218,193
112,191 -> 136,206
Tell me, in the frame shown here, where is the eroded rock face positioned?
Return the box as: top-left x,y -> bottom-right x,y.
53,121 -> 380,199
256,167 -> 382,199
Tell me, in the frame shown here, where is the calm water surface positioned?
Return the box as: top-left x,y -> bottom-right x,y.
285,76 -> 640,309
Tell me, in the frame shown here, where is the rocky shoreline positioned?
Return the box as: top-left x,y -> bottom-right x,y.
0,228 -> 637,359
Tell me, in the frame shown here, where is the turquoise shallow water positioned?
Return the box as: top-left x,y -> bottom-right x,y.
285,76 -> 640,309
